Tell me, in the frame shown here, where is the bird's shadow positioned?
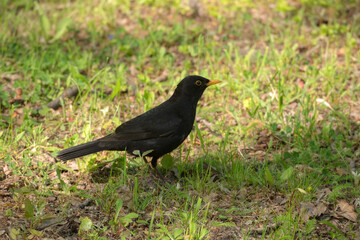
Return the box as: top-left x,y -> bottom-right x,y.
90,156 -> 139,183
90,155 -> 226,185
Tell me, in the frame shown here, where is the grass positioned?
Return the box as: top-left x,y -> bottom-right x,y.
1,0 -> 360,239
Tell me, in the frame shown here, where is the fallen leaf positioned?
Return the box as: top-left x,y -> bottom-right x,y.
297,188 -> 307,194
15,88 -> 22,98
67,161 -> 79,171
300,202 -> 327,221
335,167 -> 347,176
11,108 -> 24,125
336,200 -> 358,222
295,164 -> 321,173
336,48 -> 346,57
153,69 -> 169,82
316,98 -> 334,110
297,79 -> 305,89
316,188 -> 331,202
1,73 -> 22,81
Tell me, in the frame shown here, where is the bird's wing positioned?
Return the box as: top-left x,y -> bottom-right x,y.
111,107 -> 183,141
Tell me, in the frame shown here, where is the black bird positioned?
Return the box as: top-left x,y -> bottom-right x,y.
57,75 -> 220,174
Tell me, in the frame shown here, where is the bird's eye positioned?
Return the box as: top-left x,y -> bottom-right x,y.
195,80 -> 202,86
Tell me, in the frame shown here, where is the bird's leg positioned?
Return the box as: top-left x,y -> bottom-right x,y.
142,156 -> 165,182
142,155 -> 150,164
151,157 -> 165,182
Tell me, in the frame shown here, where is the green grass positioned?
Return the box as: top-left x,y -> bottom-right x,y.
1,0 -> 360,239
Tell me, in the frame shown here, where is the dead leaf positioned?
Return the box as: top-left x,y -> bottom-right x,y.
300,202 -> 327,221
274,195 -> 287,205
256,143 -> 268,150
153,70 -> 169,82
67,161 -> 79,171
129,64 -> 137,76
0,73 -> 22,81
297,79 -> 305,89
297,188 -> 307,194
336,200 -> 358,222
205,191 -> 221,202
248,150 -> 266,158
188,0 -> 206,17
15,88 -> 22,98
316,188 -> 331,203
295,164 -> 321,174
336,48 -> 346,57
36,216 -> 64,231
128,64 -> 138,94
335,167 -> 347,176
8,88 -> 25,105
349,159 -> 356,173
11,108 -> 24,125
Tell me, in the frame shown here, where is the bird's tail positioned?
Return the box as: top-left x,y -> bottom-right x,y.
57,133 -> 126,161
57,140 -> 104,161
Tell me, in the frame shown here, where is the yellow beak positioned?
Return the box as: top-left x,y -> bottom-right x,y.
206,79 -> 221,86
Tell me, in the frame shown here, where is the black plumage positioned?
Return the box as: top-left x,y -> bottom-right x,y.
57,75 -> 220,171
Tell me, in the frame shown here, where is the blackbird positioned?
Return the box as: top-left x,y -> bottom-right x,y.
57,75 -> 220,174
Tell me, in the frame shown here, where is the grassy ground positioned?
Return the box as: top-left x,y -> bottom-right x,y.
1,0 -> 360,239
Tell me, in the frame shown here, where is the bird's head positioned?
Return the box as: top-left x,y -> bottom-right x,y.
171,75 -> 221,103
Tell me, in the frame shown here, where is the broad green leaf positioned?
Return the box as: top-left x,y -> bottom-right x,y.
114,199 -> 123,221
15,131 -> 25,143
142,149 -> 154,156
132,150 -> 140,156
24,198 -> 34,219
285,126 -> 292,134
265,167 -> 275,185
79,217 -> 93,231
173,228 -> 183,238
161,154 -> 175,170
280,167 -> 294,181
79,217 -> 92,231
121,212 -> 138,226
29,229 -> 42,236
51,18 -> 72,42
124,212 -> 138,219
10,228 -> 20,240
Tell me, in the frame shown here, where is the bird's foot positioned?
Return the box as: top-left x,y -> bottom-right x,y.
148,166 -> 166,183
